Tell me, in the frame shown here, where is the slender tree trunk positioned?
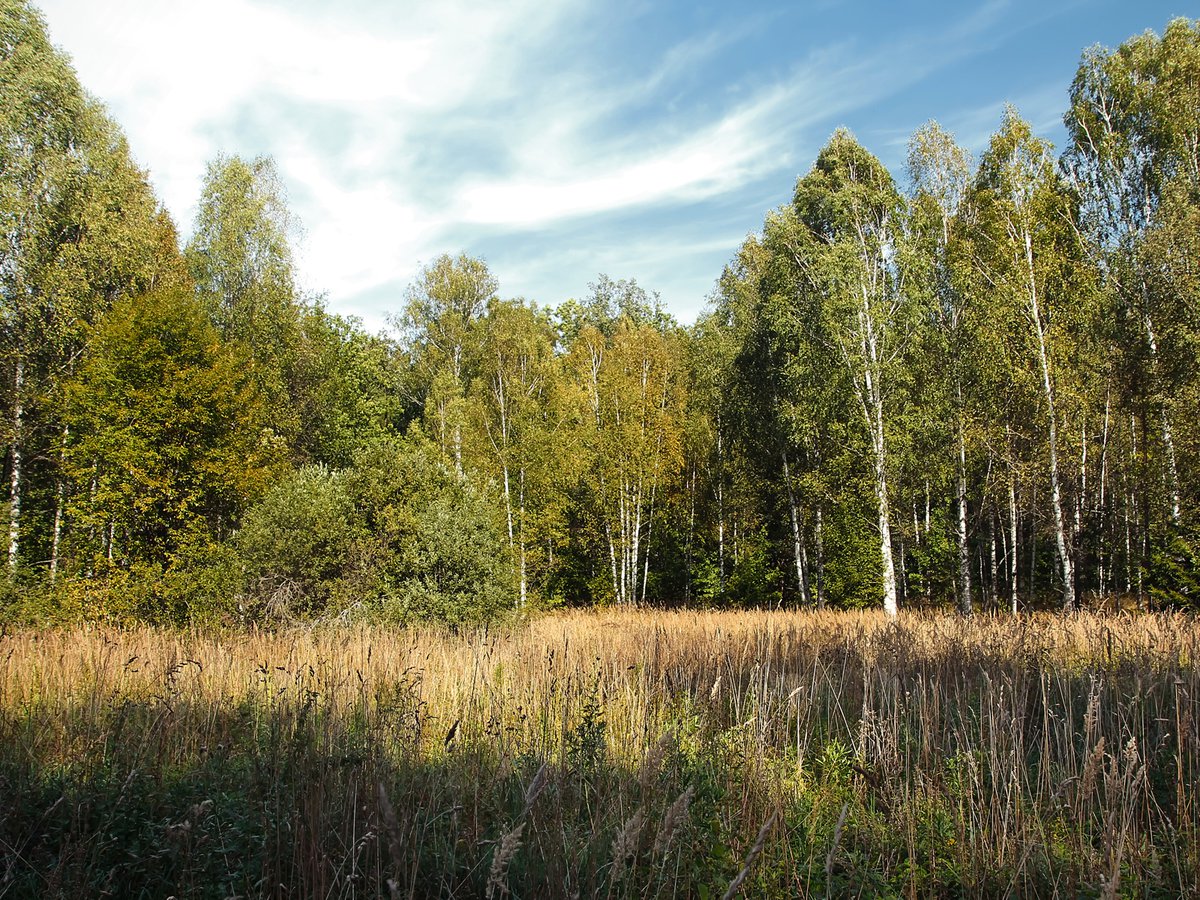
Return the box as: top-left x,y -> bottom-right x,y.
8,357 -> 24,575
956,422 -> 972,615
1098,390 -> 1111,595
1076,419 -> 1087,542
852,293 -> 898,616
452,345 -> 464,477
684,463 -> 695,603
989,505 -> 998,611
1124,487 -> 1133,597
782,449 -> 811,605
606,523 -> 619,604
815,507 -> 826,608
1143,308 -> 1182,524
631,479 -> 644,604
502,465 -> 515,552
924,480 -> 931,537
1009,475 -> 1019,614
640,475 -> 658,606
50,423 -> 70,583
1025,229 -> 1075,611
518,467 -> 527,608
717,495 -> 725,593
1029,520 -> 1037,607
871,403 -> 898,616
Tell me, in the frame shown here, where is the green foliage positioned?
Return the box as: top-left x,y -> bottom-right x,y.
234,436 -> 514,625
289,309 -> 405,468
236,465 -> 361,618
1,0 -> 188,576
349,437 -> 514,625
64,287 -> 283,570
724,529 -> 783,608
186,154 -> 298,347
1147,521 -> 1200,608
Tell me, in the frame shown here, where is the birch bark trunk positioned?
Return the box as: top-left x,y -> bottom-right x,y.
8,357 -> 24,574
782,449 -> 812,605
956,423 -> 972,615
1024,228 -> 1076,611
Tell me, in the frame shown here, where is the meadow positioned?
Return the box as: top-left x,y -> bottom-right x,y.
2,610 -> 1198,898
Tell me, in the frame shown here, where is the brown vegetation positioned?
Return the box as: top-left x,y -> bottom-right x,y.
1,610 -> 1198,896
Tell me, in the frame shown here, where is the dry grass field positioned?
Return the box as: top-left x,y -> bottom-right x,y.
2,609 -> 1198,897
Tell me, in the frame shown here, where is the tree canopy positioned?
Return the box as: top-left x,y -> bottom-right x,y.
2,2 -> 1199,622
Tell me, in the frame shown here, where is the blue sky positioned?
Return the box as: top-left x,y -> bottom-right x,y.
36,0 -> 1192,331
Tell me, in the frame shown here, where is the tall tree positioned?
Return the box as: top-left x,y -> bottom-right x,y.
185,155 -> 305,453
1,0 -> 183,575
972,108 -> 1093,611
399,253 -> 494,474
724,226 -> 842,608
907,121 -> 977,614
468,298 -> 563,606
1064,18 -> 1200,527
566,281 -> 684,605
787,129 -> 912,616
64,287 -> 281,573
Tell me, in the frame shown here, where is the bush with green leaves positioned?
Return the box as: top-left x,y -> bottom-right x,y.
348,437 -> 514,625
235,464 -> 362,618
233,438 -> 514,624
1148,520 -> 1200,608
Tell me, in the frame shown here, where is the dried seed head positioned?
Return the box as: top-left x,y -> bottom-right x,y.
653,785 -> 695,856
640,732 -> 674,789
610,807 -> 646,881
486,822 -> 525,900
1081,736 -> 1106,798
522,762 -> 549,817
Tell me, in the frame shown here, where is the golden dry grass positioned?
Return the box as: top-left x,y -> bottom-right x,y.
1,609 -> 1198,897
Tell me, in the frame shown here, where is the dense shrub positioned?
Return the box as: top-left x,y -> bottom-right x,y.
234,437 -> 514,624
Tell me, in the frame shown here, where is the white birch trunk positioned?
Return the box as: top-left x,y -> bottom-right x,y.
1143,310 -> 1182,524
1025,228 -> 1075,611
874,420 -> 899,617
50,423 -> 69,582
956,424 -> 972,615
1009,475 -> 1019,614
815,507 -> 826,608
8,357 -> 24,574
607,524 -> 620,604
518,467 -> 527,608
1098,391 -> 1111,594
782,449 -> 812,605
860,321 -> 898,617
716,431 -> 726,592
989,506 -> 998,610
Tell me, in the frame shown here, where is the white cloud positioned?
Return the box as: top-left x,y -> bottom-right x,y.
33,0 -> 1037,329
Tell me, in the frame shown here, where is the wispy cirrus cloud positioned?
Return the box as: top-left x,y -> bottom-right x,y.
36,0 -> 1183,328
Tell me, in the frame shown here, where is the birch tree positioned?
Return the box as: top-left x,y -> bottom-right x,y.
1064,19 -> 1200,525
787,130 -> 911,616
400,253 -> 493,474
469,298 -> 562,606
972,108 -> 1092,611
568,300 -> 684,605
907,121 -> 977,613
2,0 -> 183,575
186,155 -> 306,454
